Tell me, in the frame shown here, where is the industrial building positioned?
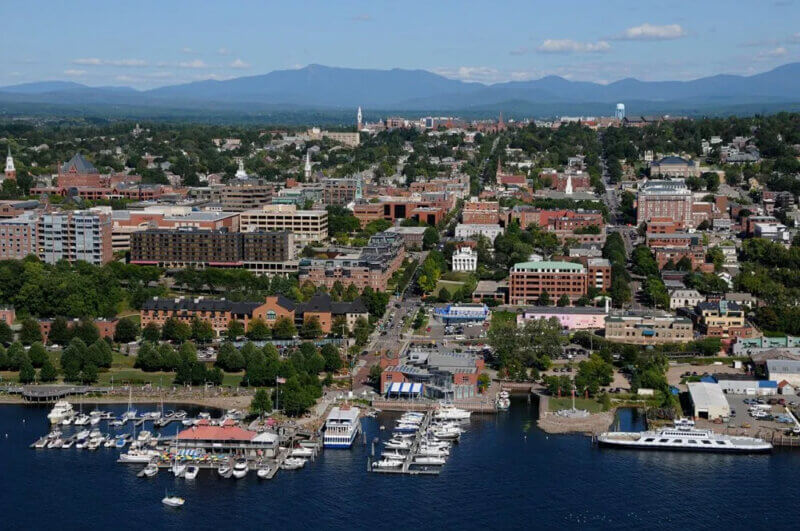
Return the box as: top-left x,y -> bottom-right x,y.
688,381 -> 731,420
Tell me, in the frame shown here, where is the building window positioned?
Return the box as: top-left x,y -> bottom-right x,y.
266,310 -> 276,320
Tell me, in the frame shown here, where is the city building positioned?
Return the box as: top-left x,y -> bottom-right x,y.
218,180 -> 276,211
516,306 -> 607,330
508,260 -> 610,305
766,360 -> 800,387
321,177 -> 363,206
649,156 -> 700,178
604,311 -> 693,344
0,213 -> 37,260
380,346 -> 485,400
110,208 -> 239,252
130,228 -> 296,275
697,301 -> 748,339
669,289 -> 704,310
384,226 -> 426,250
298,231 -> 405,291
38,210 -> 113,265
451,247 -> 477,272
433,303 -> 490,325
454,223 -> 503,243
240,204 -> 328,244
636,179 -> 694,228
462,200 -> 501,225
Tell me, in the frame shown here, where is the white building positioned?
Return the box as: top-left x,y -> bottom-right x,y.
454,223 -> 503,243
687,381 -> 730,420
767,360 -> 800,387
451,247 -> 477,272
669,289 -> 704,310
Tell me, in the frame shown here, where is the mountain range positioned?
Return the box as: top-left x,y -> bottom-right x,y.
2,63 -> 800,117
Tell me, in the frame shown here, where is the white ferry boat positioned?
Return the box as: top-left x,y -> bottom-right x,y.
598,419 -> 772,454
323,406 -> 361,448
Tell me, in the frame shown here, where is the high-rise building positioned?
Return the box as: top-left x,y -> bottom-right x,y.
239,204 -> 328,244
38,210 -> 113,265
636,179 -> 694,228
615,103 -> 625,120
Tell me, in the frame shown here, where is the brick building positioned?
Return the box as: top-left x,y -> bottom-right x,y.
508,260 -> 610,305
636,179 -> 694,228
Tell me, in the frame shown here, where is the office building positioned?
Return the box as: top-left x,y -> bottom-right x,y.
240,204 -> 328,244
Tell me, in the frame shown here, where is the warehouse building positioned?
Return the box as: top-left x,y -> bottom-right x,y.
687,381 -> 730,420
766,360 -> 800,387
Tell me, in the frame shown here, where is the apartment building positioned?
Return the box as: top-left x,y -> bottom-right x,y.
110,208 -> 240,252
130,228 -> 296,274
38,210 -> 113,265
239,204 -> 328,244
322,177 -> 362,206
462,200 -> 501,225
298,231 -> 405,291
0,213 -> 37,260
219,180 -> 276,211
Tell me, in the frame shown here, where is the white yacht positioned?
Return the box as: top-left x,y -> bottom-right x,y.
232,460 -> 249,479
290,447 -> 314,457
48,401 -> 74,424
281,457 -> 307,470
119,449 -> 160,463
413,456 -> 446,465
73,414 -> 91,426
372,458 -> 403,469
256,466 -> 272,479
434,404 -> 471,421
323,406 -> 361,448
143,463 -> 159,477
598,419 -> 772,454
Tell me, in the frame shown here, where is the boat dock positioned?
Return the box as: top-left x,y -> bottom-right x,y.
368,410 -> 441,476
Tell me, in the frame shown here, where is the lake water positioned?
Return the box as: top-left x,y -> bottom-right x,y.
2,399 -> 798,530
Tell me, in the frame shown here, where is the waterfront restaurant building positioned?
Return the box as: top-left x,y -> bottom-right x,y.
171,419 -> 279,457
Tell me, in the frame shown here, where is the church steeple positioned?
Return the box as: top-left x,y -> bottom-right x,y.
357,106 -> 363,130
4,146 -> 16,180
304,151 -> 312,180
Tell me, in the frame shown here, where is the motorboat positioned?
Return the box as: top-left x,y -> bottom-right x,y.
384,438 -> 413,450
381,450 -> 406,460
280,457 -> 307,470
184,466 -> 199,480
33,437 -> 48,449
73,414 -> 91,426
256,466 -> 272,479
61,417 -> 74,426
115,434 -> 131,448
323,406 -> 361,448
434,404 -> 471,421
217,464 -> 232,477
290,447 -> 314,458
61,438 -> 75,449
172,462 -> 187,478
119,449 -> 160,463
48,400 -> 74,424
143,463 -> 159,477
496,391 -> 511,410
87,438 -> 102,450
143,411 -> 162,420
89,411 -> 103,425
75,429 -> 90,441
417,446 -> 449,457
232,460 -> 249,479
372,459 -> 403,468
89,429 -> 103,439
161,495 -> 185,508
394,423 -> 420,433
432,427 -> 461,440
47,438 -> 64,449
413,456 -> 446,465
76,439 -> 88,450
137,430 -> 152,443
104,436 -> 116,448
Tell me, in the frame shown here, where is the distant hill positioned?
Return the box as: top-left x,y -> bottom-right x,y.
2,63 -> 800,117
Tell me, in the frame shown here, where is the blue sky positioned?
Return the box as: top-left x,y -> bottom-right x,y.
2,0 -> 799,89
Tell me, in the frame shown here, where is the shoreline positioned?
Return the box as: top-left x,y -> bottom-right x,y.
0,394 -> 254,411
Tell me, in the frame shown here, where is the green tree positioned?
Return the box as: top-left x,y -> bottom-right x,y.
19,318 -> 42,345
48,316 -> 73,346
114,318 -> 139,343
272,316 -> 297,340
161,318 -> 191,342
190,318 -> 215,343
250,388 -> 274,416
368,364 -> 382,385
19,360 -> 36,384
142,322 -> 161,342
73,319 -> 100,345
0,321 -> 12,345
80,363 -> 98,384
557,294 -> 570,307
299,316 -> 324,339
353,317 -> 371,346
537,290 -> 551,306
39,359 -> 58,382
423,226 -> 440,250
227,319 -> 246,340
321,343 -> 343,372
28,342 -> 48,368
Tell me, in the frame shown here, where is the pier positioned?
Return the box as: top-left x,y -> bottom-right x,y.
368,410 -> 442,476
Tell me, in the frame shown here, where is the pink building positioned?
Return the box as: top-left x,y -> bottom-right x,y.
516,306 -> 607,330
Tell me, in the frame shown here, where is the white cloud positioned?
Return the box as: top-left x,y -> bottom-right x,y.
72,57 -> 147,67
178,59 -> 208,69
789,32 -> 800,43
181,47 -> 195,54
433,66 -> 502,83
759,46 -> 788,58
537,39 -> 611,54
615,23 -> 686,41
63,69 -> 86,77
229,58 -> 250,69
217,48 -> 231,56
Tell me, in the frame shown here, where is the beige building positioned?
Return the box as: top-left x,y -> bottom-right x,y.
306,128 -> 360,147
605,311 -> 693,344
240,204 -> 328,245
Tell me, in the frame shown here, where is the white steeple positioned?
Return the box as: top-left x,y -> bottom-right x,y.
304,151 -> 312,179
565,174 -> 573,195
4,146 -> 15,180
357,106 -> 363,129
235,158 -> 248,179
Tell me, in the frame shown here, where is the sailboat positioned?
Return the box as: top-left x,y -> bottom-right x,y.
121,387 -> 137,422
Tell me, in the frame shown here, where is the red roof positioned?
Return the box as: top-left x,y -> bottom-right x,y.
499,175 -> 527,185
177,420 -> 256,441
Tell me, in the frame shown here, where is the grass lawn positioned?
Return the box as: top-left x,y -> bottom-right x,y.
434,280 -> 464,297
97,369 -> 175,386
222,372 -> 244,387
0,371 -> 19,383
548,396 -> 604,413
441,272 -> 472,282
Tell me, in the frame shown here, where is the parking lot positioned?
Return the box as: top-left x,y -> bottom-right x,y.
717,394 -> 800,434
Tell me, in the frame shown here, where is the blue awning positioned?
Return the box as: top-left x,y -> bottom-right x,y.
400,382 -> 412,393
389,382 -> 402,393
411,383 -> 422,394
